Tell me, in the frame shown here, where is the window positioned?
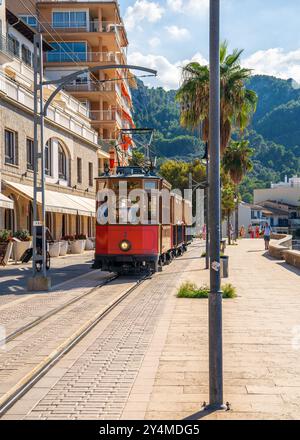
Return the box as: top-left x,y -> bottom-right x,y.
5,129 -> 18,165
26,138 -> 34,170
8,34 -> 20,57
52,11 -> 87,29
77,157 -> 82,183
45,140 -> 52,176
19,15 -> 37,28
88,162 -> 93,187
21,44 -> 32,66
58,143 -> 67,180
47,41 -> 87,62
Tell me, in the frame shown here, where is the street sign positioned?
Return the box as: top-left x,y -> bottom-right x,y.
33,221 -> 43,226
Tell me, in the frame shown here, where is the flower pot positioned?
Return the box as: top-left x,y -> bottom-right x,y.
70,240 -> 85,254
59,241 -> 68,256
49,241 -> 60,258
13,240 -> 32,263
85,238 -> 94,250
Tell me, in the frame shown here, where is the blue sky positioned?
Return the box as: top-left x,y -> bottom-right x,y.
119,0 -> 300,89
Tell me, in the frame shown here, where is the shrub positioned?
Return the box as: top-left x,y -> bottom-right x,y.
61,235 -> 75,241
13,229 -> 30,241
177,282 -> 209,298
177,282 -> 237,299
75,234 -> 87,240
222,283 -> 237,299
0,229 -> 12,242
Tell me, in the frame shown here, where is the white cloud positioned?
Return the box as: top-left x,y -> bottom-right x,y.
124,0 -> 165,31
128,51 -> 208,90
243,48 -> 300,84
166,0 -> 209,15
149,37 -> 161,48
165,25 -> 191,40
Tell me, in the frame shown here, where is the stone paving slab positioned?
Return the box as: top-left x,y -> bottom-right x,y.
1,244 -> 202,420
134,239 -> 300,420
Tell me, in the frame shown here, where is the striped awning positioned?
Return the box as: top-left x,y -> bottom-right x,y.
4,181 -> 95,216
0,193 -> 14,209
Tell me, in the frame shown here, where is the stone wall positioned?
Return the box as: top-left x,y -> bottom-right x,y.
283,250 -> 300,269
269,234 -> 293,259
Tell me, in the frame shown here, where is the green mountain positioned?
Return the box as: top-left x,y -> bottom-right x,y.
132,75 -> 300,202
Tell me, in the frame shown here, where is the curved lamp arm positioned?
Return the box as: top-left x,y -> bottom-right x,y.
42,64 -> 157,116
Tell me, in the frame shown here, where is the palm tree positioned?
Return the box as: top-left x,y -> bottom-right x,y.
222,139 -> 253,239
176,41 -> 258,153
221,183 -> 236,245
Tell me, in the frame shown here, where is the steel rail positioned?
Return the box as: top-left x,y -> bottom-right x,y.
0,273 -> 118,346
0,273 -> 149,417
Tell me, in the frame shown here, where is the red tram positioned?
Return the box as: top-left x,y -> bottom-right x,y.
93,166 -> 192,274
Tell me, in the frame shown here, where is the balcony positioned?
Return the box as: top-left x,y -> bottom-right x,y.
64,81 -> 116,93
0,35 -> 15,65
89,110 -> 122,126
41,21 -> 121,34
46,51 -> 120,64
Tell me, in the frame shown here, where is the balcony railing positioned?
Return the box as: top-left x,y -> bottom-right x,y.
46,51 -> 120,64
41,21 -> 121,33
89,110 -> 121,123
64,81 -> 116,93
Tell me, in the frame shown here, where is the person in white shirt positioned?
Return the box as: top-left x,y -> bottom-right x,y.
263,223 -> 272,250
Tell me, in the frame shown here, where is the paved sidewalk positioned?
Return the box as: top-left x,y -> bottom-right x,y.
2,239 -> 300,420
0,251 -> 95,298
123,239 -> 300,420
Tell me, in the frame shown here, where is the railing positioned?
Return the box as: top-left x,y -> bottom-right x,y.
46,51 -> 120,64
89,110 -> 121,123
41,21 -> 121,33
0,35 -> 14,60
0,73 -> 98,145
64,81 -> 116,93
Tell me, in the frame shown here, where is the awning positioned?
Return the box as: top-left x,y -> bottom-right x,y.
4,181 -> 95,216
0,193 -> 14,209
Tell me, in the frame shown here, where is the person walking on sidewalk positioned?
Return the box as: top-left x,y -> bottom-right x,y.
263,222 -> 272,250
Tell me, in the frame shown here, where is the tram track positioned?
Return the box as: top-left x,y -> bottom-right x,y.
0,273 -> 118,346
0,273 -> 150,417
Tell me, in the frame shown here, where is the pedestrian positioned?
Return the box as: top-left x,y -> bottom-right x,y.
263,222 -> 272,250
248,224 -> 254,239
255,225 -> 260,239
240,225 -> 245,238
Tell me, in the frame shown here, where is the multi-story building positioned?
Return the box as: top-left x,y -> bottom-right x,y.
0,5 -> 110,239
11,0 -> 136,167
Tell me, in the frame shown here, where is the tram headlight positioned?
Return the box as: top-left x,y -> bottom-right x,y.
119,239 -> 131,252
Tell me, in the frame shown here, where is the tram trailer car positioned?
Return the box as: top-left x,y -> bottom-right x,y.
94,167 -> 192,274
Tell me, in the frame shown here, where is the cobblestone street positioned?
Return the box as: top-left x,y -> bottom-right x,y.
1,240 -> 300,420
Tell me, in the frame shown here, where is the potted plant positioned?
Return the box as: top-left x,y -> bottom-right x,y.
71,234 -> 87,254
59,236 -> 69,256
85,236 -> 95,250
12,230 -> 32,263
61,235 -> 74,254
49,240 -> 61,258
0,230 -> 14,266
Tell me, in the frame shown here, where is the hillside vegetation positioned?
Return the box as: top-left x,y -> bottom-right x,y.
132,75 -> 300,202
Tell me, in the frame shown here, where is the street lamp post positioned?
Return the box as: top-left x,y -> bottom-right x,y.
28,34 -> 157,291
208,0 -> 225,409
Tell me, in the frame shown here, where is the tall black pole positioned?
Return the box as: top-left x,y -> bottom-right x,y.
208,0 -> 224,409
205,155 -> 209,270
